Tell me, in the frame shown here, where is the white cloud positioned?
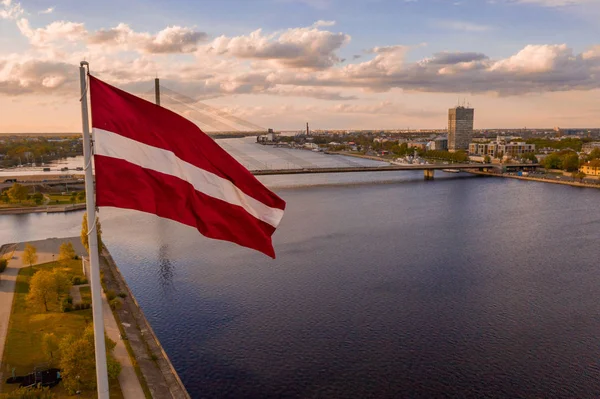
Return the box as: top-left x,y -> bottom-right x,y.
39,6 -> 54,14
88,23 -> 208,54
436,20 -> 492,32
0,0 -> 23,19
17,18 -> 87,47
205,23 -> 350,70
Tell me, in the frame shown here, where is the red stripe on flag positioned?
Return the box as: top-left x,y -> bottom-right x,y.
89,75 -> 285,211
95,155 -> 278,258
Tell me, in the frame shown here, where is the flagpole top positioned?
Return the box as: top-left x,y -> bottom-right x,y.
80,61 -> 89,67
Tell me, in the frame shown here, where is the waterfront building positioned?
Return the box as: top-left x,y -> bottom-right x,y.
427,137 -> 448,151
448,106 -> 474,152
580,160 -> 600,176
469,136 -> 535,159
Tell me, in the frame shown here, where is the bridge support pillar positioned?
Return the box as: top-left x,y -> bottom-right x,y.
424,169 -> 435,180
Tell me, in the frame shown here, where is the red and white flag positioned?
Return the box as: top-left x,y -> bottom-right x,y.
89,76 -> 286,258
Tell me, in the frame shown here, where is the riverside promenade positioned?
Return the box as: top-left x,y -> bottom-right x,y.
0,237 -> 189,398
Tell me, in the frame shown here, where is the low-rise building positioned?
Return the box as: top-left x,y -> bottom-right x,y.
469,136 -> 535,158
582,142 -> 600,154
580,160 -> 600,176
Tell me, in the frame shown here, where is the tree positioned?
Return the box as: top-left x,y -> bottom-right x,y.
42,333 -> 60,365
7,183 -> 28,203
81,213 -> 103,255
58,242 -> 76,263
572,171 -> 587,182
26,270 -> 72,312
32,192 -> 44,205
27,270 -> 58,312
586,148 -> 600,162
484,155 -> 491,163
520,152 -> 538,163
542,153 -> 562,170
561,152 -> 580,172
77,191 -> 86,202
59,325 -> 120,394
22,243 -> 38,267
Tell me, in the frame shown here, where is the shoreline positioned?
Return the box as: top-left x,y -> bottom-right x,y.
101,247 -> 191,399
469,171 -> 600,189
0,203 -> 86,215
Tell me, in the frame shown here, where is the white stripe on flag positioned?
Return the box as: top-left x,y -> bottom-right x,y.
93,128 -> 284,228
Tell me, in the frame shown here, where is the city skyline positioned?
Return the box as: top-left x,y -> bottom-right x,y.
1,0 -> 600,132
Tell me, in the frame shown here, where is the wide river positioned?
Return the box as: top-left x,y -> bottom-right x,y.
1,171 -> 600,398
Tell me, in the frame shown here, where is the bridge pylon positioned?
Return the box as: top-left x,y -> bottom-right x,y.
424,169 -> 435,180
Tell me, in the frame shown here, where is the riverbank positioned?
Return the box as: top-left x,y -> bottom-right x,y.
0,237 -> 189,398
100,248 -> 190,399
0,203 -> 86,215
470,170 -> 600,189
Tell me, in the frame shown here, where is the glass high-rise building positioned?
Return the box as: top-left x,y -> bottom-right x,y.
448,106 -> 474,152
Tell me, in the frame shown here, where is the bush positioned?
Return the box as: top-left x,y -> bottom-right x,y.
73,304 -> 81,311
0,258 -> 7,273
81,302 -> 91,309
106,289 -> 116,301
118,292 -> 127,298
109,298 -> 122,310
61,298 -> 73,313
71,276 -> 88,285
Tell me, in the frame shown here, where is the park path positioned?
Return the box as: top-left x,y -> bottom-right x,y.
102,290 -> 146,399
0,246 -> 25,387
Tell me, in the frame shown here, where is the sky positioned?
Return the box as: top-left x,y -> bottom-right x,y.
1,0 -> 599,132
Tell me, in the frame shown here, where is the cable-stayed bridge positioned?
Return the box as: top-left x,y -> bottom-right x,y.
135,80 -> 537,178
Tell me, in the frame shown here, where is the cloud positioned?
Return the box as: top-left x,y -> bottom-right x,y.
0,57 -> 75,95
270,43 -> 600,96
88,24 -> 208,54
39,6 -> 54,14
206,23 -> 350,70
425,52 -> 488,65
0,0 -> 23,19
436,20 -> 492,32
17,18 -> 87,46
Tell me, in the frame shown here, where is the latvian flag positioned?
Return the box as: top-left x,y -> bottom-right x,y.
89,76 -> 286,258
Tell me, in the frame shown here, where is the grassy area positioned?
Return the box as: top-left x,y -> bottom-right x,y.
1,260 -> 123,398
79,285 -> 91,303
46,194 -> 84,205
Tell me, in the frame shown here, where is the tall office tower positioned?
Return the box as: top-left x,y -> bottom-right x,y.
448,106 -> 474,152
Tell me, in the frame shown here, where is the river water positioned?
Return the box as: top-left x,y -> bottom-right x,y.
1,171 -> 600,398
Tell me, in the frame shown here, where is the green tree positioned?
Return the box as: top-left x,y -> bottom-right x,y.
520,152 -> 538,163
22,243 -> 38,267
77,191 -> 86,202
26,269 -> 72,312
27,270 -> 58,312
32,192 -> 44,205
7,183 -> 28,203
59,325 -> 121,394
58,242 -> 76,263
81,213 -> 103,255
542,153 -> 562,170
572,171 -> 587,182
586,148 -> 600,161
484,155 -> 491,163
42,333 -> 60,365
561,152 -> 580,172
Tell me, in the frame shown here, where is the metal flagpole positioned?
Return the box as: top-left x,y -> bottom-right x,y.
79,61 -> 110,399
